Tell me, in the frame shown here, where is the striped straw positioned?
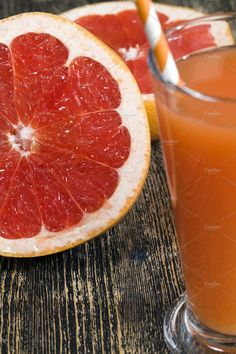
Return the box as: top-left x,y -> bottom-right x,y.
135,0 -> 182,85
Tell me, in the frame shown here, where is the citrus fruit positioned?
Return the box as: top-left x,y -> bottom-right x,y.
0,12 -> 150,257
63,1 -> 233,140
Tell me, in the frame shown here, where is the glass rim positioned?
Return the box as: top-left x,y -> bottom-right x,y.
148,12 -> 236,103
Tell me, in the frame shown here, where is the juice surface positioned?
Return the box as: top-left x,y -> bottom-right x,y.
157,46 -> 236,335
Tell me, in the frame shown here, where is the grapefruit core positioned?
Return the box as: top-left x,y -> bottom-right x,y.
63,2 -> 234,140
0,13 -> 150,257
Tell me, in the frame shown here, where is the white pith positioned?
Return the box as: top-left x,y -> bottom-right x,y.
119,46 -> 140,60
0,13 -> 150,257
20,125 -> 33,140
8,124 -> 34,156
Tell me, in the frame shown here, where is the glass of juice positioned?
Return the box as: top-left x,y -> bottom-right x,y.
149,14 -> 236,353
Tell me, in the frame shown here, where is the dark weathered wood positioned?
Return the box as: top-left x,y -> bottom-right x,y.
0,1 -> 232,353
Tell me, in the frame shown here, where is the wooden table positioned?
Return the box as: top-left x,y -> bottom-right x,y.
0,1 -> 234,353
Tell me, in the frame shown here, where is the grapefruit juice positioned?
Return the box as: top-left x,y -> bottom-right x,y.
155,46 -> 236,335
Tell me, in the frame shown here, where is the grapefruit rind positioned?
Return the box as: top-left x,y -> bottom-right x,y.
62,2 -> 204,23
62,2 -> 234,140
0,12 -> 150,257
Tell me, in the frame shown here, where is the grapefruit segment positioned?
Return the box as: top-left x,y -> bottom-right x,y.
11,33 -> 69,125
0,151 -> 21,207
11,33 -> 69,72
38,152 -> 119,213
69,57 -> 121,111
29,156 -> 83,232
36,110 -> 131,168
31,55 -> 122,129
0,44 -> 18,124
31,66 -> 81,128
168,24 -> 215,60
0,13 -> 150,257
116,10 -> 147,47
77,14 -> 130,54
0,158 -> 41,239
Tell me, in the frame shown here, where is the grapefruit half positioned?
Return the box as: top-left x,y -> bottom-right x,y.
0,12 -> 150,257
63,1 -> 233,139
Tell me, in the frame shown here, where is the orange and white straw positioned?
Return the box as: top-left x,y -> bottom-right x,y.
135,0 -> 181,85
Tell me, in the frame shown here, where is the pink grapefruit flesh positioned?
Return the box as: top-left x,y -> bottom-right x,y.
0,32 -> 130,239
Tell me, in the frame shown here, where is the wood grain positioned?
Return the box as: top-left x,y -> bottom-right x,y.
0,1 -> 232,353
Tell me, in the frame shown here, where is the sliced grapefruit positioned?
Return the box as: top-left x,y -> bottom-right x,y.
63,1 -> 233,139
0,13 -> 150,257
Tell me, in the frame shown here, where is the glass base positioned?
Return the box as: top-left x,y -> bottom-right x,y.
164,296 -> 236,353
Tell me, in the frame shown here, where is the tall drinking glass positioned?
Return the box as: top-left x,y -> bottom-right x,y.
149,14 -> 236,353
